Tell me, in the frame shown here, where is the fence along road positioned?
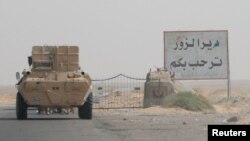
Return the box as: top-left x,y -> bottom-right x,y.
92,74 -> 146,109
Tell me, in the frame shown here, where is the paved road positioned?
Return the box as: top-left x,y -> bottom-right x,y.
0,105 -> 226,141
0,106 -> 123,141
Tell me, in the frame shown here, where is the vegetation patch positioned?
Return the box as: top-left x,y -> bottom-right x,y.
163,91 -> 215,112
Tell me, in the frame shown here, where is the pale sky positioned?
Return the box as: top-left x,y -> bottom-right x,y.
0,0 -> 250,85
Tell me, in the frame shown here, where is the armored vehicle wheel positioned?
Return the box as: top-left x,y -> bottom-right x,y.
78,93 -> 93,119
16,92 -> 28,119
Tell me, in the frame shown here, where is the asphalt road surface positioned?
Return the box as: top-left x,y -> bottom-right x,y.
0,106 -> 124,141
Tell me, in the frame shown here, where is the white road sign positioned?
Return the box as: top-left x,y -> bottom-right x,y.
164,30 -> 229,80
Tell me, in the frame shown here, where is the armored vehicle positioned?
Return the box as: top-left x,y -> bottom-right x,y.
15,46 -> 92,119
143,68 -> 174,108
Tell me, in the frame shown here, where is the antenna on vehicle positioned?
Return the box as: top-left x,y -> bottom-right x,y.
28,56 -> 32,67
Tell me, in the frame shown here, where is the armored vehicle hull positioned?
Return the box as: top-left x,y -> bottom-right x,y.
17,72 -> 91,106
144,68 -> 174,108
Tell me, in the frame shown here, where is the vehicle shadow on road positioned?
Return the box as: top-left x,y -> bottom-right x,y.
0,117 -> 17,120
2,108 -> 15,110
27,118 -> 81,120
0,117 -> 81,120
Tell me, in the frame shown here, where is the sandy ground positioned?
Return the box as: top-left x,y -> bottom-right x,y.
0,86 -> 16,106
1,81 -> 250,120
1,80 -> 250,140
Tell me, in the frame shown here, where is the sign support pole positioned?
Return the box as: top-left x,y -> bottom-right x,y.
227,77 -> 231,99
227,31 -> 231,99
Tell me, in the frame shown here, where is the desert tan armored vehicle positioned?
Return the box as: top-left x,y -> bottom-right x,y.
144,68 -> 174,108
15,46 -> 92,119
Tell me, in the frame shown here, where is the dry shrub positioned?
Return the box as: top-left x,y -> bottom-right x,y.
163,91 -> 214,112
